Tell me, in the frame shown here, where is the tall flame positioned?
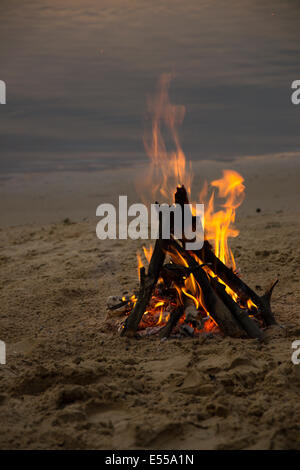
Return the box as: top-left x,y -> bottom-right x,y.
140,73 -> 192,203
201,170 -> 245,269
133,75 -> 246,331
139,74 -> 245,270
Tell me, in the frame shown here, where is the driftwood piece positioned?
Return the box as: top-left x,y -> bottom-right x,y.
159,283 -> 205,339
107,294 -> 135,313
184,300 -> 199,324
210,277 -> 264,340
259,280 -> 279,322
159,306 -> 184,339
169,239 -> 243,337
161,262 -> 210,279
183,295 -> 204,330
174,185 -> 197,242
121,238 -> 167,337
175,185 -> 190,206
179,324 -> 194,337
159,264 -> 185,287
195,241 -> 277,326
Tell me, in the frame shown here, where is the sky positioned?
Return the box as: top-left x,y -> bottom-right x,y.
0,0 -> 300,173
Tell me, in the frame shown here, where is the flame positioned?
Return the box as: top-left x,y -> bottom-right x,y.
128,75 -> 255,334
201,170 -> 245,269
142,244 -> 153,264
137,252 -> 144,280
136,244 -> 153,280
140,74 -> 244,271
247,298 -> 257,310
139,73 -> 192,203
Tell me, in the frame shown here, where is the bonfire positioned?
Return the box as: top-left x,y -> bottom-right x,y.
107,75 -> 278,340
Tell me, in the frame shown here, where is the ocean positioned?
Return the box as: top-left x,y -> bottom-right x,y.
1,0 -> 300,174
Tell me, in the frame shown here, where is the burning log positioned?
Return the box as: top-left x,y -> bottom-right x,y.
175,184 -> 277,327
159,306 -> 184,339
117,182 -> 276,339
168,239 -> 243,338
175,185 -> 190,206
107,294 -> 136,314
210,277 -> 264,340
160,262 -> 210,287
121,237 -> 167,337
159,295 -> 204,339
183,297 -> 201,326
160,264 -> 185,287
194,241 -> 277,326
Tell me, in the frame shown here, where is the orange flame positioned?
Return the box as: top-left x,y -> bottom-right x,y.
142,244 -> 153,264
131,75 -> 249,333
137,252 -> 144,280
201,169 -> 245,269
139,73 -> 192,203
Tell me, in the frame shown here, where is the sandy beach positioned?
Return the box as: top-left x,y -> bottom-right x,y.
2,0 -> 300,455
0,153 -> 299,449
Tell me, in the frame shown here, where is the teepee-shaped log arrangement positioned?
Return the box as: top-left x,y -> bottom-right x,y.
117,186 -> 278,340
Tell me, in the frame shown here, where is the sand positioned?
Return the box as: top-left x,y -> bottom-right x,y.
0,153 -> 300,449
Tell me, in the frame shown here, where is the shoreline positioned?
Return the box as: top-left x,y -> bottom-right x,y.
0,152 -> 299,228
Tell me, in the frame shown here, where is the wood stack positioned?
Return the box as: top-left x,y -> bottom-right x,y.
119,186 -> 278,340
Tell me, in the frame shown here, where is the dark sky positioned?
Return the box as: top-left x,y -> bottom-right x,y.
1,0 -> 300,173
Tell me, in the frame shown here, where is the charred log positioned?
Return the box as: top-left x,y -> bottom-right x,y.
210,277 -> 264,340
194,241 -> 277,326
160,262 -> 210,285
168,239 -> 243,337
175,185 -> 190,207
121,238 -> 167,337
175,184 -> 277,327
159,306 -> 184,339
183,295 -> 204,330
